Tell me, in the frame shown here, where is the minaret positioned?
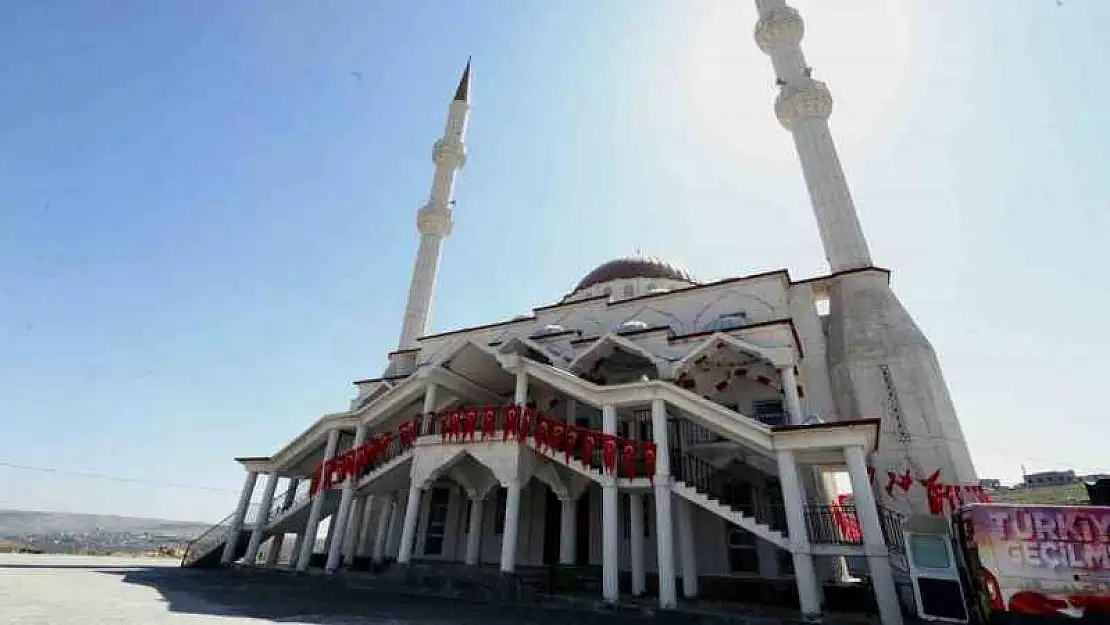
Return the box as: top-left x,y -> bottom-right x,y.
753,1 -> 871,273
395,60 -> 471,351
752,2 -> 978,517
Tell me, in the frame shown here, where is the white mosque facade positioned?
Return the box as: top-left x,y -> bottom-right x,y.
184,3 -> 984,623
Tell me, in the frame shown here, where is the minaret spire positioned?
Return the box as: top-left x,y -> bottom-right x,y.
395,60 -> 471,350
454,56 -> 471,102
753,1 -> 872,273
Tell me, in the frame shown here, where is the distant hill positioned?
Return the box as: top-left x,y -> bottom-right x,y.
991,483 -> 1090,506
0,509 -> 211,539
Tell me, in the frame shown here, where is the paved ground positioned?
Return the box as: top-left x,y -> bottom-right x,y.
0,554 -> 694,625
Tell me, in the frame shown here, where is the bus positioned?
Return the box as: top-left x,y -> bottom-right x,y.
950,504 -> 1110,623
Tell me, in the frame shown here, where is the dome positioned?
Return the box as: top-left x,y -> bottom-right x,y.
574,256 -> 697,292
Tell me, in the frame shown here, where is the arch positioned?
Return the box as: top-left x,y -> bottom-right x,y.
569,333 -> 669,380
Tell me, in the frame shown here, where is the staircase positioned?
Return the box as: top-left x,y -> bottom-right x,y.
181,506 -> 256,568
670,448 -> 790,549
183,442 -> 415,569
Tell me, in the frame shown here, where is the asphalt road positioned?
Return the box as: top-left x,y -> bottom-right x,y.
0,554 -> 690,625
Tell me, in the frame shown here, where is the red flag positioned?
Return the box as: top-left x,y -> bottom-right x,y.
564,425 -> 578,464
643,442 -> 657,484
504,404 -> 519,441
448,410 -> 462,442
601,435 -> 618,475
535,417 -> 549,453
621,440 -> 636,478
464,407 -> 478,442
481,406 -> 497,441
582,432 -> 597,469
520,407 -> 535,446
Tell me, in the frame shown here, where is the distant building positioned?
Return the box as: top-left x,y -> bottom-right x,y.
1080,474 -> 1110,483
1023,470 -> 1078,488
979,479 -> 1002,491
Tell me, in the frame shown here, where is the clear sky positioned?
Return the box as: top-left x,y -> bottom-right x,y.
2,0 -> 1107,523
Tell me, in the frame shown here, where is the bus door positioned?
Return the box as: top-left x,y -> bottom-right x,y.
904,515 -> 969,623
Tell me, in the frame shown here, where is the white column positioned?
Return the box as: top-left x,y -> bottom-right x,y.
676,497 -> 698,598
558,497 -> 577,565
290,532 -> 305,568
372,493 -> 395,563
465,496 -> 484,565
628,492 -> 646,596
221,470 -> 259,565
846,445 -> 904,625
601,404 -> 620,603
244,472 -> 280,565
514,370 -> 528,405
385,490 -> 404,558
423,382 -> 438,415
499,479 -> 523,573
397,483 -> 424,565
566,398 -> 578,424
781,366 -> 804,425
296,429 -> 340,571
357,497 -> 379,559
651,398 -> 678,609
326,425 -> 369,573
265,478 -> 299,567
601,478 -> 620,603
344,495 -> 368,562
777,449 -> 821,619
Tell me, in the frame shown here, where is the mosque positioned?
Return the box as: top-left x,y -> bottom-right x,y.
183,3 -> 983,623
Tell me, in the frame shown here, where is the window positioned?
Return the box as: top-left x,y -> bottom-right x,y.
622,284 -> 635,298
752,400 -> 786,427
910,534 -> 951,570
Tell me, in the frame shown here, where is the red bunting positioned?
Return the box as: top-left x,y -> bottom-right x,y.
398,420 -> 413,448
643,442 -> 657,484
601,435 -> 618,475
503,404 -> 519,442
448,410 -> 462,442
564,425 -> 579,464
621,440 -> 636,479
481,406 -> 497,441
551,422 -> 566,452
535,417 -> 549,454
438,412 -> 449,444
520,407 -> 535,446
464,407 -> 478,442
582,432 -> 597,469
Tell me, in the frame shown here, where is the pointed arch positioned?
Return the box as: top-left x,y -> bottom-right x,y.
673,333 -> 778,378
569,333 -> 668,379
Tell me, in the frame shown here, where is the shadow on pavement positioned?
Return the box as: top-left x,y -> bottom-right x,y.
97,566 -> 675,625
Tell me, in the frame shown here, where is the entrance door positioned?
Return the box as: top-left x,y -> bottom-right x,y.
726,522 -> 759,573
422,488 -> 451,556
575,491 -> 590,565
542,489 -> 561,565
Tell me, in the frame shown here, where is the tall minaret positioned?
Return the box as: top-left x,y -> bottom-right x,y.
753,1 -> 871,273
752,1 -> 978,519
395,60 -> 471,351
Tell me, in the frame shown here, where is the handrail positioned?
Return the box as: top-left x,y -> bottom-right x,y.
671,448 -> 788,534
181,509 -> 236,567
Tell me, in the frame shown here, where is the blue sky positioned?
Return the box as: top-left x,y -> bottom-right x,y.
2,0 -> 1107,523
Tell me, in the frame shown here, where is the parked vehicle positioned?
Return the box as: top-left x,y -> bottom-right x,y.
951,504 -> 1110,623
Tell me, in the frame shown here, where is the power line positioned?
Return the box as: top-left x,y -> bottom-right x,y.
0,460 -> 237,493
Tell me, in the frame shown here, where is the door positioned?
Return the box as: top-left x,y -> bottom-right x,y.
421,488 -> 451,556
726,522 -> 759,574
907,531 -> 968,622
575,491 -> 590,565
543,489 -> 561,565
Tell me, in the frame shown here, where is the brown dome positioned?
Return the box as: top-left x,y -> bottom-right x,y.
574,256 -> 697,292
